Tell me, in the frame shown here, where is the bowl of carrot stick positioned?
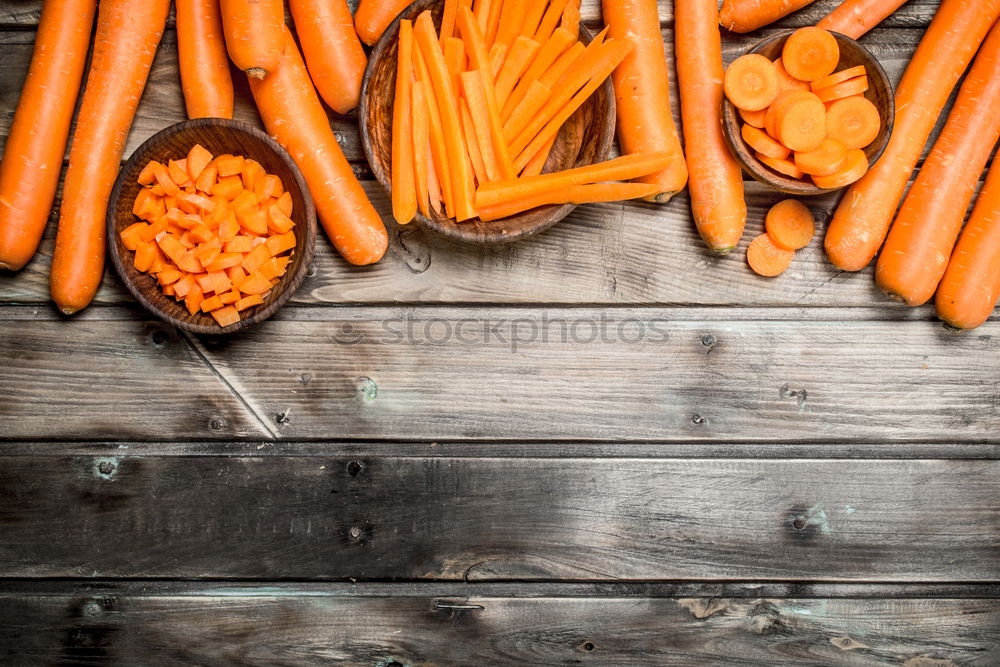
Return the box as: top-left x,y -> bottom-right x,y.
359,0 -> 619,244
107,118 -> 317,334
720,27 -> 894,196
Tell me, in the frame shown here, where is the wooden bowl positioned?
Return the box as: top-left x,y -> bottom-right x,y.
107,118 -> 317,334
722,30 -> 894,196
359,0 -> 616,244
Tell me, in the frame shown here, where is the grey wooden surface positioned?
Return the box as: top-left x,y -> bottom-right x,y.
1,0 -> 998,664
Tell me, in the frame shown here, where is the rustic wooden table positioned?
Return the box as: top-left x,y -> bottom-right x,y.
2,0 -> 998,664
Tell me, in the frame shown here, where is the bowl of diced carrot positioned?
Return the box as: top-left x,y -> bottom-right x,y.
721,27 -> 894,195
107,118 -> 317,334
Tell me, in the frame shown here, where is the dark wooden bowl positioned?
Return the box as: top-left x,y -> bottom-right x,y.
359,0 -> 615,244
722,30 -> 894,196
107,118 -> 317,334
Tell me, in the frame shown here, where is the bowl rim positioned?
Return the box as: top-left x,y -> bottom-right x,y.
106,117 -> 317,335
358,0 -> 616,243
721,29 -> 895,196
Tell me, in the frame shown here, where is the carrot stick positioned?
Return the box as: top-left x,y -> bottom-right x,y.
503,80 -> 553,142
289,0 -> 368,114
476,151 -> 672,208
875,21 -> 1000,307
604,0 -> 688,203
719,0 -> 818,33
473,0 -> 493,31
177,0 -> 233,119
538,41 -> 586,89
561,0 -> 581,29
0,0 -> 96,272
460,101 -> 488,185
494,36 -> 540,108
414,11 -> 477,221
817,0 -> 912,40
676,0 -> 747,252
412,80 -> 431,217
444,36 -> 466,96
426,147 -> 444,214
824,0 -> 1000,271
440,0 -> 460,43
355,0 -> 411,46
392,20 -> 417,224
488,43 -> 508,78
534,0 -> 571,43
461,71 -> 501,182
935,158 -> 1000,331
49,0 -> 168,313
413,44 -> 455,210
501,26 -> 576,123
520,133 -> 556,177
477,182 -> 661,221
484,0 -> 505,46
520,1 -> 547,39
219,0 -> 284,78
495,0 -> 528,50
249,28 -> 387,265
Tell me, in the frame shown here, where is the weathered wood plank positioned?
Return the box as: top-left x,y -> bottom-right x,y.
2,313 -> 997,442
1,456 -> 999,580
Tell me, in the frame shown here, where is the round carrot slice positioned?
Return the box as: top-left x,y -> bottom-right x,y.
811,148 -> 868,189
756,152 -> 806,179
825,96 -> 881,149
724,54 -> 779,111
814,75 -> 869,103
774,92 -> 827,152
765,199 -> 815,250
773,57 -> 810,93
739,106 -> 767,128
747,233 -> 794,277
810,65 -> 866,92
794,137 -> 848,176
765,89 -> 813,138
742,123 -> 790,160
781,27 -> 839,82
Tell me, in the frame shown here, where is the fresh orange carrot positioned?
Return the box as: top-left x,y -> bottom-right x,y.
290,0 -> 368,114
538,41 -> 586,90
50,0 -> 169,314
426,146 -> 444,214
825,95 -> 880,149
720,0 -> 817,33
444,36 -> 466,95
411,80 -> 431,217
742,124 -> 790,160
781,27 -> 839,82
773,57 -> 810,94
757,154 -> 806,179
488,43 -> 508,78
794,137 -> 848,176
935,159 -> 1000,330
520,0 -> 548,39
494,36 -> 539,108
250,28 -> 387,265
461,71 -> 502,181
0,0 -> 96,272
562,0 -> 581,29
534,0 -> 571,43
520,134 -> 556,178
875,21 -> 1000,307
484,0 -> 505,46
764,199 -> 815,250
814,76 -> 868,103
825,0 -> 1000,271
810,65 -> 867,92
477,182 -> 661,220
473,0 -> 492,31
503,80 -> 553,143
355,0 -> 411,46
440,0 -> 460,43
219,0 -> 284,79
392,19 -> 417,225
817,0 -> 911,40
676,0 -> 746,252
811,148 -> 867,189
740,107 -> 768,128
495,0 -> 528,50
460,101 -> 488,184
176,0 -> 233,119
773,91 -> 826,151
724,54 -> 779,111
501,26 -> 576,123
413,44 -> 456,210
747,233 -> 794,277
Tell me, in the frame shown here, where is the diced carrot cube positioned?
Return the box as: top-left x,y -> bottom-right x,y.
139,218 -> 167,242
178,231 -> 196,250
157,269 -> 183,286
211,175 -> 243,199
150,183 -> 167,197
175,214 -> 199,230
173,273 -> 196,298
218,212 -> 240,242
225,235 -> 253,253
187,144 -> 214,182
255,174 -> 283,199
258,257 -> 279,280
237,208 -> 267,235
132,188 -> 153,217
211,305 -> 240,327
165,207 -> 185,224
149,244 -> 169,274
194,243 -> 221,267
165,223 -> 185,237
189,224 -> 214,244
120,222 -> 147,251
195,163 -> 217,194
157,235 -> 188,265
241,159 -> 264,191
215,154 -> 244,177
179,192 -> 216,214
206,252 -> 243,272
241,243 -> 271,273
234,294 -> 264,311
200,295 -> 224,312
137,160 -> 163,186
177,251 -> 203,274
152,162 -> 182,197
162,283 -> 176,297
238,270 -> 272,294
226,264 -> 246,284
133,242 -> 155,272
276,191 -> 293,216
168,159 -> 191,188
230,189 -> 259,213
219,288 -> 241,305
267,204 -> 295,233
185,283 -> 204,315
266,231 -> 296,256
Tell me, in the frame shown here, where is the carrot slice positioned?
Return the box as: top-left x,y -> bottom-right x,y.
168,159 -> 191,187
773,57 -> 810,93
195,163 -> 217,193
747,233 -> 794,277
774,92 -> 827,152
825,95 -> 880,149
781,27 -> 839,82
765,89 -> 813,139
739,107 -> 767,128
794,137 -> 848,176
810,65 -> 866,92
133,242 -> 156,272
741,124 -> 790,160
814,75 -> 869,103
764,199 -> 815,250
215,154 -> 244,177
520,134 -> 556,178
724,54 -> 779,111
241,159 -> 264,192
811,148 -> 868,189
756,153 -> 806,179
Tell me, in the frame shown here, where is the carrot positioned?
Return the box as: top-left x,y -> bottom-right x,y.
562,0 -> 581,29
764,199 -> 815,250
520,0 -> 548,39
719,0 -> 817,33
355,0 -> 411,46
495,0 -> 528,50
477,182 -> 661,221
810,65 -> 867,92
534,0 -> 571,43
773,57 -> 810,95
794,137 -> 848,176
220,0 -> 284,79
440,0 -> 460,43
427,147 -> 444,214
444,37 -> 466,95
935,160 -> 1000,331
740,107 -> 767,128
520,134 -> 556,178
824,0 -> 1000,271
825,96 -> 880,149
49,0 -> 169,314
176,0 -> 233,119
539,41 -> 586,90
811,147 -> 867,189
503,80 -> 553,143
742,124 -> 790,160
781,27 -> 839,82
484,0 -> 505,46
392,20 -> 417,225
747,233 -> 794,277
676,0 -> 747,252
488,43 -> 508,78
757,154 -> 805,179
501,26 -> 576,123
814,76 -> 868,103
462,71 -> 502,182
724,54 -> 779,112
476,151 -> 672,208
413,45 -> 456,210
875,21 -> 1000,307
602,0 -> 688,203
494,36 -> 540,108
412,80 -> 431,217
774,91 -> 826,152
290,0 -> 368,114
0,0 -> 96,272
473,0 -> 491,29
249,28 -> 387,265
460,101 -> 488,185
817,0 -> 912,40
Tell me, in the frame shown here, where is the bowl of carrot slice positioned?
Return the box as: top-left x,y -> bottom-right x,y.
107,118 -> 316,334
359,0 -> 616,244
721,27 -> 894,196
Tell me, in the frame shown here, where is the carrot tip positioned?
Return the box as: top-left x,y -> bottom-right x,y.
246,67 -> 268,80
646,190 -> 680,204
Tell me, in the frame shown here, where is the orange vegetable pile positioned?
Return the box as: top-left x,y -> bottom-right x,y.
747,199 -> 816,278
120,143 -> 296,327
724,27 -> 881,189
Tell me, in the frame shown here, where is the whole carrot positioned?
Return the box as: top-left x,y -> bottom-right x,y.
249,28 -> 387,265
875,21 -> 1000,307
50,0 -> 170,314
935,159 -> 1000,331
824,0 -> 1000,271
603,0 -> 687,203
290,0 -> 367,114
816,0 -> 912,40
719,0 -> 817,33
355,0 -> 412,46
220,0 -> 284,79
176,0 -> 234,118
675,0 -> 746,252
0,0 -> 96,271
